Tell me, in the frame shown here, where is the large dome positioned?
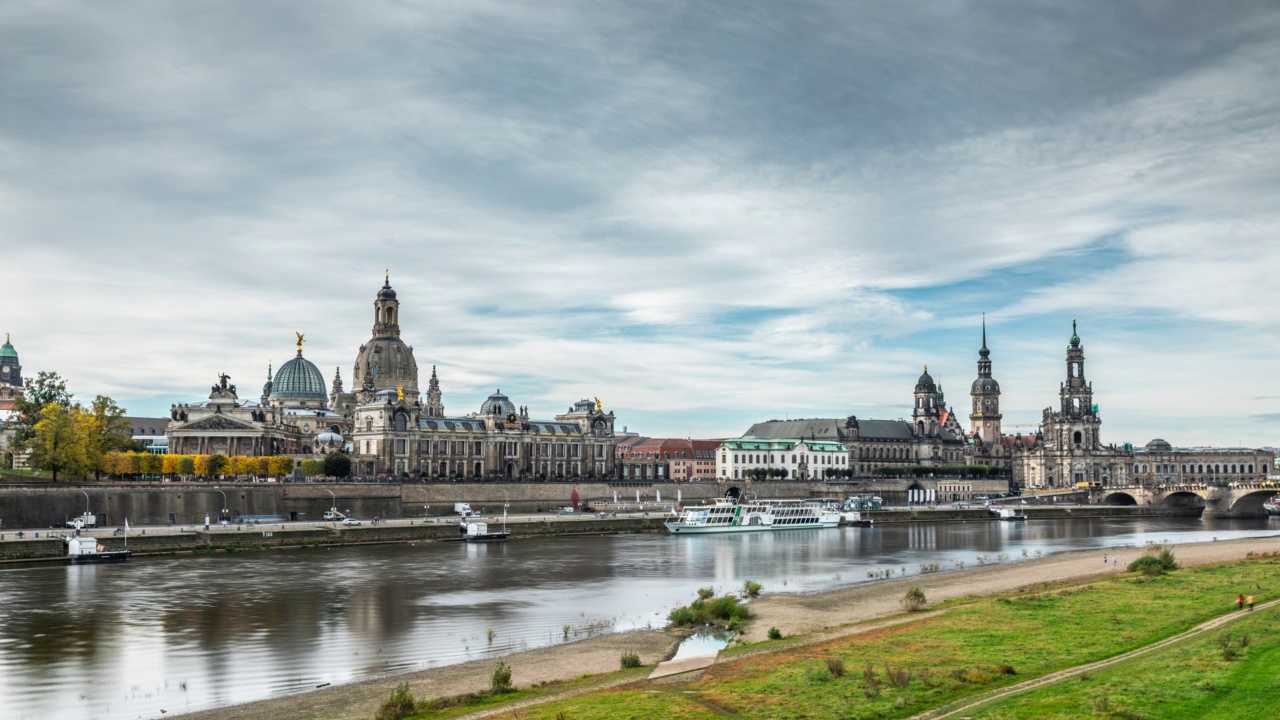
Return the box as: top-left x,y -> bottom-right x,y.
271,353 -> 328,401
970,377 -> 1000,395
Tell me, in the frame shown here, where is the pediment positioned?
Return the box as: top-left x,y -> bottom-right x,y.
180,415 -> 258,432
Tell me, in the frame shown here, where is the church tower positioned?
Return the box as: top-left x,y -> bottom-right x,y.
912,366 -> 941,436
424,365 -> 444,418
969,314 -> 1002,443
1051,317 -> 1103,457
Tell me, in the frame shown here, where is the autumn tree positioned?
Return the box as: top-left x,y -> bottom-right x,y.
206,454 -> 230,477
27,402 -> 88,481
79,395 -> 133,480
13,371 -> 73,449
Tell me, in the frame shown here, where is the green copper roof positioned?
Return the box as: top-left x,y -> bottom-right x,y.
0,337 -> 16,358
1070,317 -> 1080,347
722,438 -> 846,452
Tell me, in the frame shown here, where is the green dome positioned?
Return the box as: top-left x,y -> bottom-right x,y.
0,339 -> 16,358
270,353 -> 327,401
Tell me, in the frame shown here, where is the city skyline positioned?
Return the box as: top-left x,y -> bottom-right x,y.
3,2 -> 1278,446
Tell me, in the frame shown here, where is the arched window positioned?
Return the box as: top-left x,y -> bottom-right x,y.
1073,431 -> 1082,445
395,414 -> 407,432
366,418 -> 373,432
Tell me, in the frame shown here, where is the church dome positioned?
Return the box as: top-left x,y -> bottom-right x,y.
481,390 -> 516,416
970,377 -> 1000,395
271,354 -> 328,400
1145,438 -> 1173,452
378,279 -> 397,301
315,429 -> 344,445
915,367 -> 936,392
0,337 -> 16,358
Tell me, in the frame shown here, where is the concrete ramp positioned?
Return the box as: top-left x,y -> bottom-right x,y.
649,652 -> 718,679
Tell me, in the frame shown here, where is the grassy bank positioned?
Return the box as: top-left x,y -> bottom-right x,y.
412,550 -> 1280,719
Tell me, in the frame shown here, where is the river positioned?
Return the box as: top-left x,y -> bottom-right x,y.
2,516 -> 1277,720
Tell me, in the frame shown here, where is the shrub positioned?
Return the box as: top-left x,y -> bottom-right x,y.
374,682 -> 415,720
901,586 -> 927,612
620,652 -> 641,669
697,586 -> 715,600
743,580 -> 762,598
323,451 -> 352,478
667,592 -> 751,628
1128,555 -> 1168,576
768,627 -> 783,640
1157,546 -> 1179,570
490,661 -> 513,694
826,657 -> 845,678
997,663 -> 1017,675
885,665 -> 913,688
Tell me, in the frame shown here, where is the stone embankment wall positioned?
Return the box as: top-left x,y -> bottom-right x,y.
0,516 -> 669,562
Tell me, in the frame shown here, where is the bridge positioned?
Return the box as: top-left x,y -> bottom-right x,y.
1093,483 -> 1280,518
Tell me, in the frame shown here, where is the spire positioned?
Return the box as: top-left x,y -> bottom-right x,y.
267,361 -> 273,381
979,312 -> 990,358
1070,316 -> 1080,347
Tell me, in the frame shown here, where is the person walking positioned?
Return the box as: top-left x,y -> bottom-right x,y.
1238,593 -> 1245,610
1247,595 -> 1255,612
1103,553 -> 1108,564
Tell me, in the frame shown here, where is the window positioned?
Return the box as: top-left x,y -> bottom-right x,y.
396,439 -> 405,454
395,413 -> 408,432
366,418 -> 373,432
474,441 -> 483,455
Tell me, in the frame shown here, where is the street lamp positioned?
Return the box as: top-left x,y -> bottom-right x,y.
500,487 -> 509,531
216,490 -> 229,521
326,489 -> 336,521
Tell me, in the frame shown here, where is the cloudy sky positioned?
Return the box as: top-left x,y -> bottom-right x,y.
3,1 -> 1279,447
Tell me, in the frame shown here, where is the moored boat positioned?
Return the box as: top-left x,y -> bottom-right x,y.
1264,495 -> 1280,517
991,507 -> 1027,522
665,498 -> 840,535
459,521 -> 511,543
63,535 -> 132,564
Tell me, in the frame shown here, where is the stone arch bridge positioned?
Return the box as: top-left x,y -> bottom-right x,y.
1096,483 -> 1280,518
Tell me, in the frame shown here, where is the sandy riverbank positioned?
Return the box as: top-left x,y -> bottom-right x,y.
177,534 -> 1280,720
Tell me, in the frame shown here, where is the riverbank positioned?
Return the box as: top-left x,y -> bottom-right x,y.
0,504 -> 1192,564
174,534 -> 1280,720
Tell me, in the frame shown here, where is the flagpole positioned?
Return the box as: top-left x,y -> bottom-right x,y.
124,518 -> 129,550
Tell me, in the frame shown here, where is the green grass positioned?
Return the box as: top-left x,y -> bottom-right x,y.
483,554 -> 1280,719
970,610 -> 1280,719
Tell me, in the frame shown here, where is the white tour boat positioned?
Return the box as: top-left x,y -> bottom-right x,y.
665,498 -> 841,535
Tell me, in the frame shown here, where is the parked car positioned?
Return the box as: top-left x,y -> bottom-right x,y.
342,518 -> 361,526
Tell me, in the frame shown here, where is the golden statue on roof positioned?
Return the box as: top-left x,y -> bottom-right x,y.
295,332 -> 305,354
594,396 -> 602,411
397,385 -> 405,402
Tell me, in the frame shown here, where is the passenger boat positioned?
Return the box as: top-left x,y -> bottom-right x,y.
664,499 -> 841,535
819,498 -> 874,526
63,535 -> 132,564
459,521 -> 511,543
1264,495 -> 1280,517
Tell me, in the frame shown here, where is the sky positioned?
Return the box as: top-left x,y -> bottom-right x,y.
2,1 -> 1279,447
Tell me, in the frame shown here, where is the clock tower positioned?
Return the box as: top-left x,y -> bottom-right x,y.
0,333 -> 22,412
969,315 -> 1002,443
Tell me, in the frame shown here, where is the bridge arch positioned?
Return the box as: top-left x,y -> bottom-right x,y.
1103,492 -> 1137,506
1226,489 -> 1277,517
1160,491 -> 1206,509
724,486 -> 742,500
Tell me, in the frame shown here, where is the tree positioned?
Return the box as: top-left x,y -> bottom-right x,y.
142,453 -> 164,476
206,454 -> 230,477
162,454 -> 182,476
13,371 -> 73,449
79,395 -> 133,480
323,451 -> 352,479
177,456 -> 196,475
268,455 -> 293,476
26,401 -> 88,481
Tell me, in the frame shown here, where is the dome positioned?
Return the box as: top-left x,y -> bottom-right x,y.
315,430 -> 344,444
1145,438 -> 1173,452
271,353 -> 328,401
0,338 -> 16,358
480,390 -> 516,416
378,279 -> 397,301
915,367 -> 936,391
970,377 -> 1000,395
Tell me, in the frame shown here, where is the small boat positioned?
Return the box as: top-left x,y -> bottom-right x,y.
822,498 -> 874,526
1264,495 -> 1280,517
459,521 -> 510,543
992,507 -> 1027,522
665,498 -> 841,534
63,535 -> 132,564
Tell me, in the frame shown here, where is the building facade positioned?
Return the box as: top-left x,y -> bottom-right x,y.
716,437 -> 849,480
1012,321 -> 1131,488
616,437 -> 721,481
167,276 -> 620,479
1129,439 -> 1273,486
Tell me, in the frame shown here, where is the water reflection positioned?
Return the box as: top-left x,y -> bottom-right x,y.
1,517 -> 1276,720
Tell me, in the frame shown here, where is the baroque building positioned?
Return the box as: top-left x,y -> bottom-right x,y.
167,274 -> 621,479
1011,320 -> 1131,488
724,368 -> 970,479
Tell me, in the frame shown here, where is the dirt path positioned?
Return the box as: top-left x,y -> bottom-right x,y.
908,598 -> 1280,720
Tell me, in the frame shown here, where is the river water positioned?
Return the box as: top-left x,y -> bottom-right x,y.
3,516 -> 1277,720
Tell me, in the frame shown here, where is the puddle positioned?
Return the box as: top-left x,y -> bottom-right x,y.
671,630 -> 733,660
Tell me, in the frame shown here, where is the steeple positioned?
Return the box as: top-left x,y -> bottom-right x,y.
969,314 -> 1002,442
261,361 -> 274,405
331,366 -> 343,395
425,365 -> 444,417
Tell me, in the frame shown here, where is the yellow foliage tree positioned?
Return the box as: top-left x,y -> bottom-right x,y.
162,454 -> 181,476
142,453 -> 164,476
27,402 -> 88,481
193,454 -> 211,476
268,455 -> 293,476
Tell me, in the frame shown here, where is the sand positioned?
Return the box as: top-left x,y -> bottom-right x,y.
178,534 -> 1280,720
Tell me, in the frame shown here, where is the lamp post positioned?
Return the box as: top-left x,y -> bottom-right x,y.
500,487 -> 509,531
80,490 -> 90,515
326,489 -> 336,521
216,490 -> 229,521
